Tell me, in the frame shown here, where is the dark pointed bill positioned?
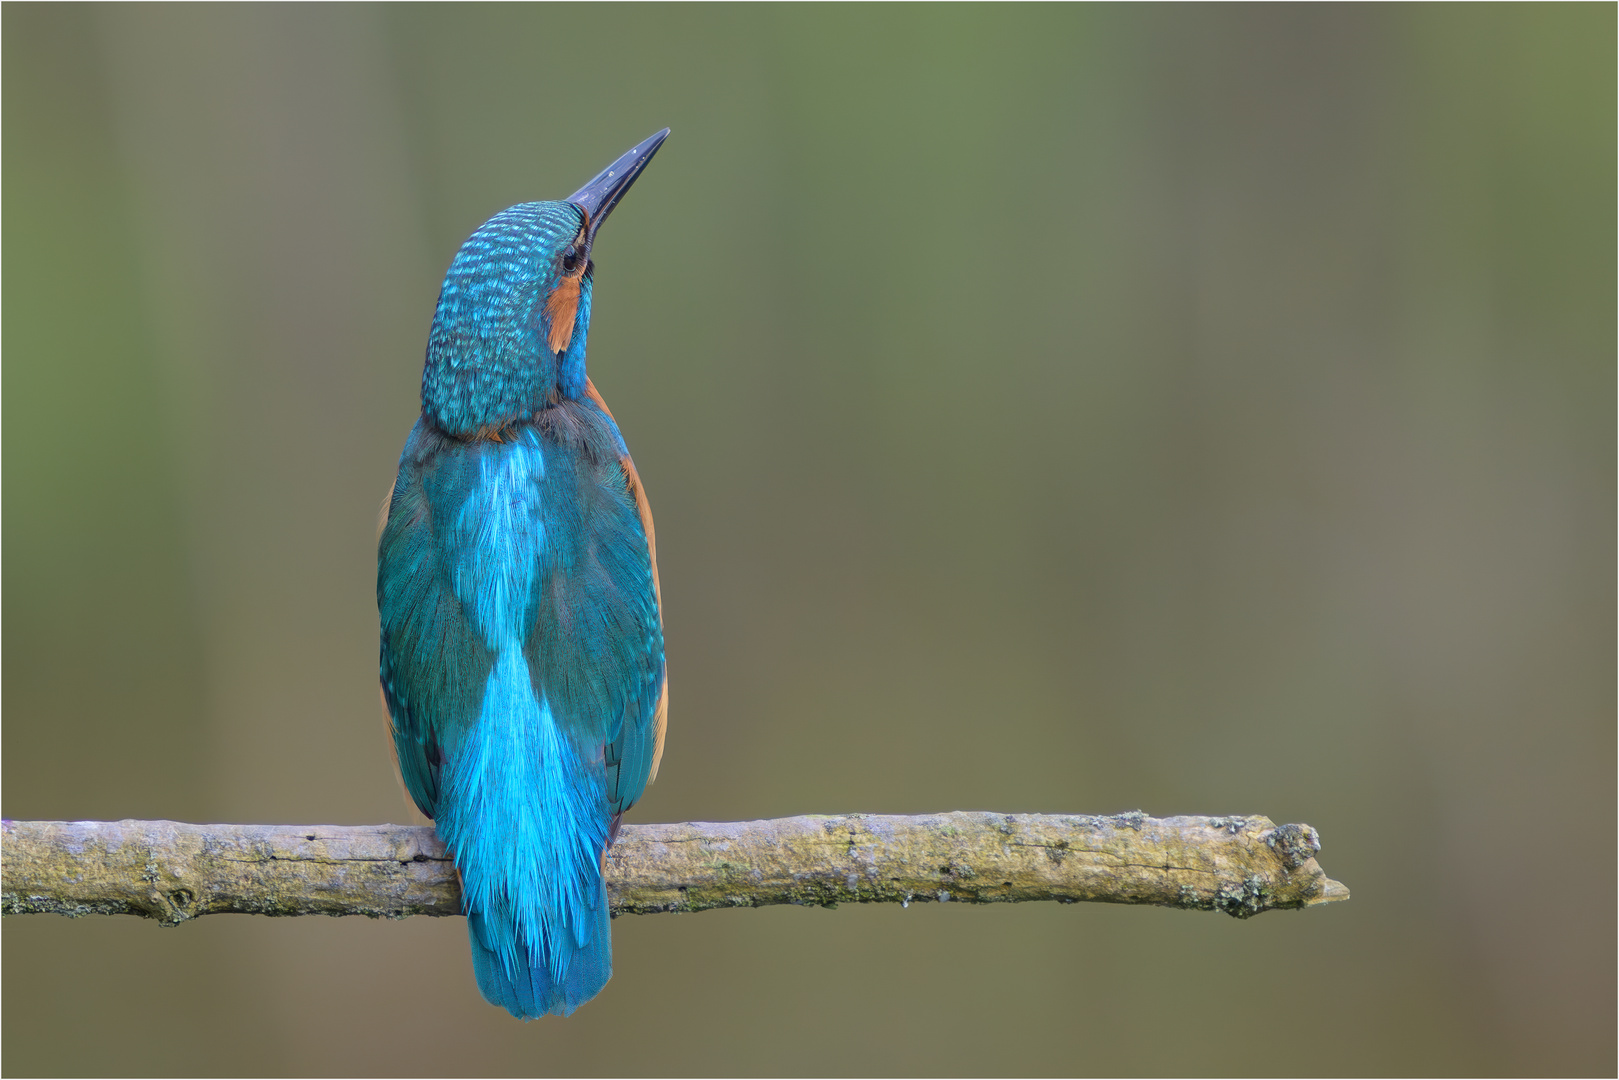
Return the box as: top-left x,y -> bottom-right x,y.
567,128 -> 670,245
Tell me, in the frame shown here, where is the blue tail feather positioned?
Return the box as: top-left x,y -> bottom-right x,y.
436,646 -> 615,1019
468,880 -> 612,1019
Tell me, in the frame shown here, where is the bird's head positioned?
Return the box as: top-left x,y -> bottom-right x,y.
422,129 -> 669,438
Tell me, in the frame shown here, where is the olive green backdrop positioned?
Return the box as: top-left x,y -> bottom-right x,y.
4,4 -> 1612,1076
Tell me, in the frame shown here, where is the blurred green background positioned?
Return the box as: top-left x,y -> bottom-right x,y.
4,4 -> 1613,1076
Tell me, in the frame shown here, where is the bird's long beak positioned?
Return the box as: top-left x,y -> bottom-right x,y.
567,128 -> 670,246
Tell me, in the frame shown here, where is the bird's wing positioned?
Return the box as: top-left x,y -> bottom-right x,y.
602,447 -> 667,817
567,380 -> 667,819
377,421 -> 496,818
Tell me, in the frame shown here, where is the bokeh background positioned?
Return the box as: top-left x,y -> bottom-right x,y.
4,4 -> 1613,1076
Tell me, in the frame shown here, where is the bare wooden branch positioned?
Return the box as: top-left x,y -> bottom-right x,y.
1,812 -> 1348,925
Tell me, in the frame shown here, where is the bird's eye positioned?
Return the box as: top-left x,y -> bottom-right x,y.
561,247 -> 580,274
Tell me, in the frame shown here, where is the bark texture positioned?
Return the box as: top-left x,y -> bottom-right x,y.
2,812 -> 1348,926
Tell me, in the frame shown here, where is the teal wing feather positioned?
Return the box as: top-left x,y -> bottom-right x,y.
378,419 -> 495,818
586,380 -> 665,820
524,387 -> 665,823
602,447 -> 666,820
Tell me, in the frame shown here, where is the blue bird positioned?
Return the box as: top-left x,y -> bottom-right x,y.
378,131 -> 670,1019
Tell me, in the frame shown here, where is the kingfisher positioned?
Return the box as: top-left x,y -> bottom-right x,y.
377,131 -> 670,1019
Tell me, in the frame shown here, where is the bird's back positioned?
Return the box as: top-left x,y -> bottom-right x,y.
378,386 -> 665,1016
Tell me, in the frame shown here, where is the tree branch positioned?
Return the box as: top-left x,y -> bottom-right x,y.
1,812 -> 1348,925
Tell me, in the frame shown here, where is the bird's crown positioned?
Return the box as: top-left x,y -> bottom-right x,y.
422,201 -> 591,438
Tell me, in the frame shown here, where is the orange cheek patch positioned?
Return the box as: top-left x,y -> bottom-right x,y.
544,276 -> 581,354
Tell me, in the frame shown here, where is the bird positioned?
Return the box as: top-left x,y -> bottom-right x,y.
377,130 -> 670,1019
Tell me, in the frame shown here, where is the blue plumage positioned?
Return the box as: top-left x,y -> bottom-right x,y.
378,132 -> 669,1018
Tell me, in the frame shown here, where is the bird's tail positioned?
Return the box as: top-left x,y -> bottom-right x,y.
466,875 -> 612,1019
440,645 -> 615,1019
